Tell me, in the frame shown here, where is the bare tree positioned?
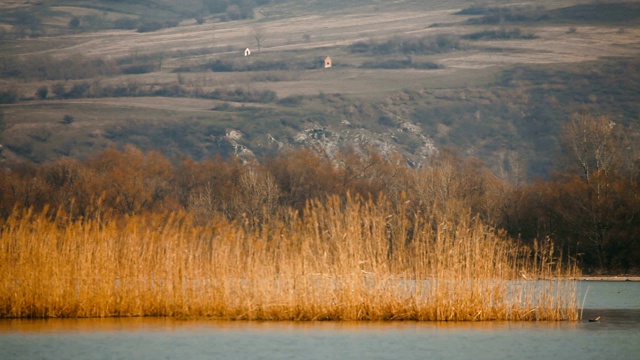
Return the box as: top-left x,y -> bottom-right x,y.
561,112 -> 618,180
252,26 -> 266,53
232,166 -> 279,225
559,112 -> 623,270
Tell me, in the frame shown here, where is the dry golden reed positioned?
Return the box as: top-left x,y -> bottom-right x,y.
0,196 -> 579,320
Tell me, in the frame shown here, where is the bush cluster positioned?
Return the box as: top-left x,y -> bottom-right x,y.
203,0 -> 270,21
0,55 -> 120,81
457,5 -> 550,24
360,59 -> 442,70
206,87 -> 277,103
136,20 -> 180,33
192,58 -> 312,73
461,28 -> 537,40
0,89 -> 19,104
32,81 -> 278,104
349,34 -> 460,55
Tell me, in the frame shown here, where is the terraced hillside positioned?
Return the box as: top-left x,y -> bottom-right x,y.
1,0 -> 639,177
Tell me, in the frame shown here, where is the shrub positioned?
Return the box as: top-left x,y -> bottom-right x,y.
61,114 -> 74,124
151,84 -> 187,97
349,41 -> 370,53
98,83 -> 140,97
0,89 -> 19,104
4,142 -> 32,157
14,10 -> 43,38
68,16 -> 80,29
212,102 -> 232,111
137,21 -> 164,33
52,83 -> 67,99
378,115 -> 395,126
416,62 -> 442,69
278,95 -> 304,106
208,59 -> 235,72
462,28 -> 537,40
121,64 -> 156,74
36,86 -> 48,100
113,18 -> 139,30
258,90 -> 277,103
67,82 -> 91,98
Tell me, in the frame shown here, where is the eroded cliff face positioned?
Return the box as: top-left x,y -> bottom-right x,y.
223,115 -> 437,167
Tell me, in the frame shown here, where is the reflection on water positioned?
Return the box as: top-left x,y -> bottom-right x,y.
581,308 -> 640,330
1,281 -> 639,360
0,317 -> 584,334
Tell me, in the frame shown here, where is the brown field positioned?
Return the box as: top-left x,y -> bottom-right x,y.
0,0 -> 30,10
49,6 -> 137,21
3,0 -> 639,102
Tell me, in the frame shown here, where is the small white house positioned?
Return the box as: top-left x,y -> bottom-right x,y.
317,56 -> 331,68
244,48 -> 251,56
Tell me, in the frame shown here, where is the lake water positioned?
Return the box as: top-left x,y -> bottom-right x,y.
1,281 -> 639,360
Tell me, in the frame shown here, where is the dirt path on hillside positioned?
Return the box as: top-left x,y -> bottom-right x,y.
56,97 -> 261,112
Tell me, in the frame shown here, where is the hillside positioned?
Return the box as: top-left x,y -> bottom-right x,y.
1,0 -> 640,178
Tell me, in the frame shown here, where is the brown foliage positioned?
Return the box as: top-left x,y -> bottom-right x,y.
497,113 -> 640,272
266,148 -> 341,210
1,120 -> 639,274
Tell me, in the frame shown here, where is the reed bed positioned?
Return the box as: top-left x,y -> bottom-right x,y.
0,197 -> 579,320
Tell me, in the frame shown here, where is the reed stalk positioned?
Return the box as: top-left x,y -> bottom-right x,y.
0,196 -> 579,320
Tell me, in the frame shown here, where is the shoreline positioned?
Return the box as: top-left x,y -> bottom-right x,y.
575,276 -> 640,282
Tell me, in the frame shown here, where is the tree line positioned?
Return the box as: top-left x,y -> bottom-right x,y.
0,113 -> 638,273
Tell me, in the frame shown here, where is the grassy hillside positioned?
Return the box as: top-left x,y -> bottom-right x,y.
1,0 -> 640,178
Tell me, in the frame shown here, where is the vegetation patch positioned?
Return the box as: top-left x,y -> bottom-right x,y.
349,34 -> 461,55
461,28 -> 537,40
175,58 -> 319,73
548,2 -> 640,24
1,54 -> 127,81
360,58 -> 442,70
457,2 -> 640,25
456,5 -> 549,24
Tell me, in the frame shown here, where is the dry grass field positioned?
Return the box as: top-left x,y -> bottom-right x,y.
3,0 -> 639,99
